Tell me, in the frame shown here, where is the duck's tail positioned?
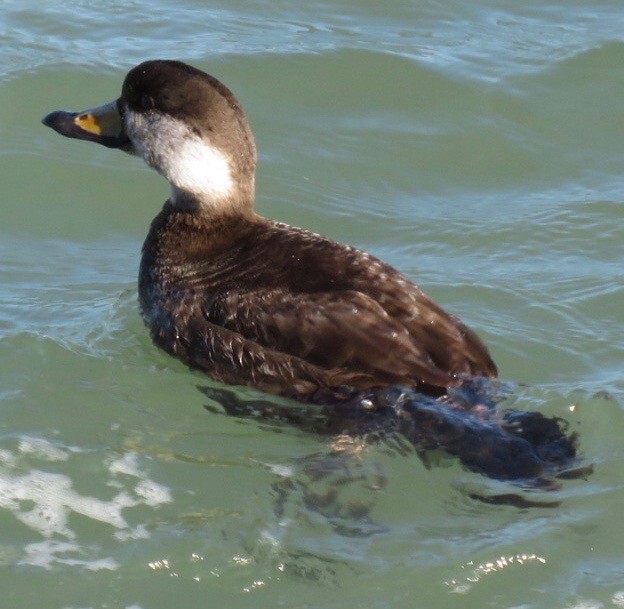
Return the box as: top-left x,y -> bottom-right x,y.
200,377 -> 580,483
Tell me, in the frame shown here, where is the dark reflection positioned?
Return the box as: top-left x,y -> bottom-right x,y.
270,451 -> 389,538
200,378 -> 586,507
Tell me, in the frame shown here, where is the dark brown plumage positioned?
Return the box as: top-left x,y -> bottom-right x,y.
139,207 -> 497,400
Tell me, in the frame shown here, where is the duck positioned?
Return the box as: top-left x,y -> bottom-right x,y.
42,59 -> 498,404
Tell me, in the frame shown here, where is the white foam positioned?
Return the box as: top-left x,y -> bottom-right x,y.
0,446 -> 172,542
134,479 -> 172,507
0,449 -> 16,467
114,523 -> 150,541
0,470 -> 132,538
18,437 -> 70,462
267,463 -> 294,478
109,452 -> 172,506
109,452 -> 143,477
20,540 -> 119,571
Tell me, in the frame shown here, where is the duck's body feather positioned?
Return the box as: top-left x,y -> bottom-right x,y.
139,204 -> 496,400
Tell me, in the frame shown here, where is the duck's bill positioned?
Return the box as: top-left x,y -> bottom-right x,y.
42,99 -> 130,149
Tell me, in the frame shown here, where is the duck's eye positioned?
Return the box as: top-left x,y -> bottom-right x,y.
140,94 -> 155,110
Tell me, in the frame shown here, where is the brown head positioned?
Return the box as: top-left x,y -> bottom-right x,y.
43,60 -> 257,214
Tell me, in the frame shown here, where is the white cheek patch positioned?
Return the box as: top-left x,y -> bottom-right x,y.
166,136 -> 234,201
124,109 -> 234,203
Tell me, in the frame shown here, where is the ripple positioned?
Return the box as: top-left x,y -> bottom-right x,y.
4,0 -> 624,85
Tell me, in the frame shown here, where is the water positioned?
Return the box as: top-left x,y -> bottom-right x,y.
1,1 -> 624,607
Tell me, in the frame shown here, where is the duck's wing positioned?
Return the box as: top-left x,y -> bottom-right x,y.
359,280 -> 498,378
257,221 -> 497,380
205,288 -> 455,392
184,316 -> 369,397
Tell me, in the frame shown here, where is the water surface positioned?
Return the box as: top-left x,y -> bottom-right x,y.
1,1 -> 624,608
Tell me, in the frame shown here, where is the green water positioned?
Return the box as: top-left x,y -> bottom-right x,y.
1,1 -> 624,607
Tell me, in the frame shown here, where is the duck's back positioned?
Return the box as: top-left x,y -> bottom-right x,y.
139,203 -> 497,400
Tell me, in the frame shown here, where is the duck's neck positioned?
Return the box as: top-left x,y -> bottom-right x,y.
129,110 -> 257,215
165,138 -> 255,216
169,182 -> 256,217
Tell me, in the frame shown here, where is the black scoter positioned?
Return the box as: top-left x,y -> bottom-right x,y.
42,59 -> 497,403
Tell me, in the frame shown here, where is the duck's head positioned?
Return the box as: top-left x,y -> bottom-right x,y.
43,60 -> 257,214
